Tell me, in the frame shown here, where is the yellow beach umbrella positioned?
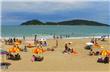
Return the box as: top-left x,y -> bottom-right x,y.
8,47 -> 20,53
33,48 -> 46,54
101,50 -> 108,56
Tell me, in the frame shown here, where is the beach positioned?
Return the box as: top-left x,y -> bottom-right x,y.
0,37 -> 110,72
1,0 -> 110,72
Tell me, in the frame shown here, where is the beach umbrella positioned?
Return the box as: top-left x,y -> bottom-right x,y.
39,38 -> 46,41
100,50 -> 108,56
33,48 -> 46,54
86,42 -> 93,45
8,47 -> 20,53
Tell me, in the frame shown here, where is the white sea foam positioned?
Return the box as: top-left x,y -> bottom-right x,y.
1,34 -> 109,41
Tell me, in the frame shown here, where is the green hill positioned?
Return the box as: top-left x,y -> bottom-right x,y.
21,19 -> 109,26
21,20 -> 44,25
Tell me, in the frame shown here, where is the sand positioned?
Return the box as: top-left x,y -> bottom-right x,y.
0,38 -> 110,72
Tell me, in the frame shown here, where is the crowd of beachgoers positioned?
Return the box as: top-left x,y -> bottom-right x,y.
0,35 -> 110,71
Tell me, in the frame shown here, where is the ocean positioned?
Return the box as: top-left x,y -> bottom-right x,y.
1,25 -> 110,38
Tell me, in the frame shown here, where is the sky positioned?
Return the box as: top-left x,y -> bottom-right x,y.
1,0 -> 110,25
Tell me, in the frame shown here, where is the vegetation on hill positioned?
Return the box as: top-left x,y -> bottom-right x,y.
21,19 -> 109,26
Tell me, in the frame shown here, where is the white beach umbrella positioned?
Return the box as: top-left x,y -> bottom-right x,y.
86,42 -> 93,45
39,38 -> 46,41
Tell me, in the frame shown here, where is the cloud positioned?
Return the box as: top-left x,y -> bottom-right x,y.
2,1 -> 93,14
1,1 -> 110,25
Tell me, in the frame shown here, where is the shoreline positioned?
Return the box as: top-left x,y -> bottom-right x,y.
1,35 -> 109,40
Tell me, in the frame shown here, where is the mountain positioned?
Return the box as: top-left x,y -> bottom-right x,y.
21,19 -> 109,26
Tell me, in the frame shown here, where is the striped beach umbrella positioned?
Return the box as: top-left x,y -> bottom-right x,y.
0,49 -> 8,62
0,49 -> 8,55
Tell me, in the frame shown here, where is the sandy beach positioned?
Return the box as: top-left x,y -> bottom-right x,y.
0,37 -> 110,72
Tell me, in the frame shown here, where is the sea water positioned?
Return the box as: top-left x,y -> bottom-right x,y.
1,25 -> 110,38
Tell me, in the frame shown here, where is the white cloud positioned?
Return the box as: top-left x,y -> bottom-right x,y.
2,1 -> 93,14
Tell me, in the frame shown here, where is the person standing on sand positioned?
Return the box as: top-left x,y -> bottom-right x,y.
31,55 -> 36,62
23,36 -> 25,40
56,39 -> 58,48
